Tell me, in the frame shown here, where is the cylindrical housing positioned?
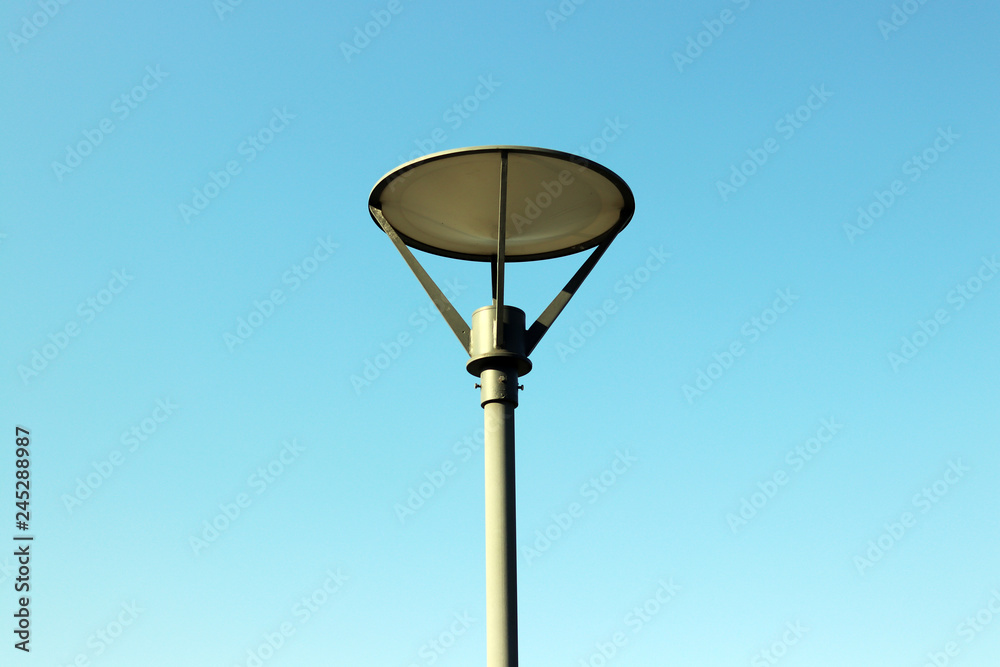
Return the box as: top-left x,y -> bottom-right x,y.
467,305 -> 532,378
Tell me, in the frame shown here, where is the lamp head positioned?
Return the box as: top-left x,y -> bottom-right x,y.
369,146 -> 635,262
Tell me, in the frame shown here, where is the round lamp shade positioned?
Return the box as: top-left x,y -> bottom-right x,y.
369,146 -> 634,262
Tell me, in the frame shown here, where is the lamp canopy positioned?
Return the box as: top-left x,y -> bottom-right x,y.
369,145 -> 635,262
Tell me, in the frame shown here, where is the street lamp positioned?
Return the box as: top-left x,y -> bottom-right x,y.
368,146 -> 634,667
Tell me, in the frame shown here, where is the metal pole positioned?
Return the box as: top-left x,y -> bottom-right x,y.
483,372 -> 518,667
468,306 -> 531,667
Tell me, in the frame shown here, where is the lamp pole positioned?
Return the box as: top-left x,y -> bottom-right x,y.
367,145 -> 634,667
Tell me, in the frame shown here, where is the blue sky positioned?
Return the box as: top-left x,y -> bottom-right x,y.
2,0 -> 999,665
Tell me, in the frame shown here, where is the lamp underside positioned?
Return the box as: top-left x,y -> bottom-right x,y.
369,146 -> 635,262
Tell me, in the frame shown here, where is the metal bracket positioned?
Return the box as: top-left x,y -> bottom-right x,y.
370,206 -> 472,355
494,150 -> 509,349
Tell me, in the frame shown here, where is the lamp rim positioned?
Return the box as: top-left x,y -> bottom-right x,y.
368,145 -> 635,262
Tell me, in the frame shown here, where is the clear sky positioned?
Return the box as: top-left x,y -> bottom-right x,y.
2,0 -> 999,665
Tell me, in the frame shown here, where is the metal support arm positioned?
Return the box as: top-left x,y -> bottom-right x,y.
370,207 -> 472,355
523,236 -> 614,355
